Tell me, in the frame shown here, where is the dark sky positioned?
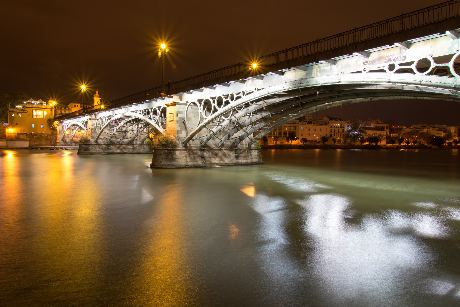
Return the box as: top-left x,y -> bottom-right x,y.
1,0 -> 459,124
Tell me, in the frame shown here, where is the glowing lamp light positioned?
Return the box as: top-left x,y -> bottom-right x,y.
80,83 -> 88,93
100,104 -> 105,109
249,59 -> 261,73
157,41 -> 170,57
6,127 -> 15,134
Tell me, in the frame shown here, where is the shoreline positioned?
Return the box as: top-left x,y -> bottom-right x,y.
262,144 -> 460,150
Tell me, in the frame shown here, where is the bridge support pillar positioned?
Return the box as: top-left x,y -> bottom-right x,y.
87,116 -> 97,141
150,148 -> 262,168
165,102 -> 177,139
151,101 -> 262,168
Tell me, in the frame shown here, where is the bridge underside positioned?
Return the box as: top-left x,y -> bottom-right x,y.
184,79 -> 460,150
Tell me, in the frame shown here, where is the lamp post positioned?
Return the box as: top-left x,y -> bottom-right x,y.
158,41 -> 169,95
79,83 -> 87,104
249,60 -> 260,76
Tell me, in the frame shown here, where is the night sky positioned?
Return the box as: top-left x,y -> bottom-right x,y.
1,0 -> 459,124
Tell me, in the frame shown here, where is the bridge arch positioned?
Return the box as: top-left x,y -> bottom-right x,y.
182,73 -> 460,148
61,122 -> 88,144
63,122 -> 87,133
237,95 -> 460,149
94,111 -> 165,142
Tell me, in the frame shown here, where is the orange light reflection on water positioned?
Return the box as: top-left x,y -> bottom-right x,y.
240,184 -> 256,198
27,152 -> 103,298
0,150 -> 22,248
132,183 -> 195,305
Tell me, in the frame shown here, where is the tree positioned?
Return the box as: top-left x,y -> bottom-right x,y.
430,136 -> 445,147
386,137 -> 396,145
346,129 -> 364,145
320,136 -> 329,144
262,136 -> 268,145
287,131 -> 296,143
367,136 -> 380,145
0,93 -> 29,122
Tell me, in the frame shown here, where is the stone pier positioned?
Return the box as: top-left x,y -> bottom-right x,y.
150,148 -> 262,168
78,144 -> 151,154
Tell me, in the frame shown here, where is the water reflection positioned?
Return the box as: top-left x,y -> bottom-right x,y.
1,150 -> 459,305
228,224 -> 240,240
131,183 -> 196,306
265,172 -> 329,192
300,194 -> 431,305
0,151 -> 104,304
244,190 -> 302,301
0,150 -> 22,294
240,184 -> 256,198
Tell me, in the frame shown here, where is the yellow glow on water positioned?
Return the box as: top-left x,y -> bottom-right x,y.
27,153 -> 103,299
1,150 -> 22,239
132,184 -> 195,305
229,224 -> 240,240
3,150 -> 15,158
240,185 -> 256,198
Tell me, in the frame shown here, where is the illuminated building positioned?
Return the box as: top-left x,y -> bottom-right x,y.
7,99 -> 55,139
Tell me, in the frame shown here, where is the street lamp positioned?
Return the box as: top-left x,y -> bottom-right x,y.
157,41 -> 169,94
79,83 -> 88,103
249,59 -> 261,75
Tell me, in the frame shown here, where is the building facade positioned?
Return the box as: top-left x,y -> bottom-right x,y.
7,99 -> 55,139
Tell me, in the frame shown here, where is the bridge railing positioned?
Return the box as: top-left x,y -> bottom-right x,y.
65,0 -> 460,114
261,0 -> 460,69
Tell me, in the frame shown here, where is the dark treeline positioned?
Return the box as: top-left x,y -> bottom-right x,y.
0,93 -> 29,122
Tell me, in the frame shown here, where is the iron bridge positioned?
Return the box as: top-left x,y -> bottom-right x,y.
58,0 -> 460,150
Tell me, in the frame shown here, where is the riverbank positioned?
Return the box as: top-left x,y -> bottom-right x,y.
262,144 -> 460,150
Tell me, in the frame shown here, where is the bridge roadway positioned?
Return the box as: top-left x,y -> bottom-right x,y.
57,0 -> 460,167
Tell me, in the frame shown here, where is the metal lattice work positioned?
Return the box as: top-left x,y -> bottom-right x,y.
184,90 -> 256,126
60,116 -> 89,144
59,99 -> 168,145
96,118 -> 154,145
180,35 -> 460,148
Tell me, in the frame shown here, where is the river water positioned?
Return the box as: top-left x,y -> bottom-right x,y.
0,149 -> 459,306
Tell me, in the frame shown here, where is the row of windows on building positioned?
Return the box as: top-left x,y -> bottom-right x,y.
31,124 -> 45,129
11,110 -> 48,118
